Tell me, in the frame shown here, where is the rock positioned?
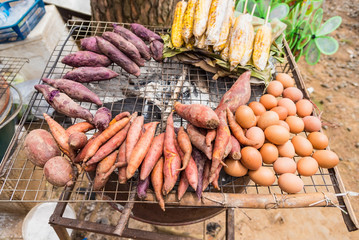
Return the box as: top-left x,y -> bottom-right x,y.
355,142 -> 359,148
347,127 -> 352,132
323,125 -> 328,130
339,157 -> 343,161
350,82 -> 358,87
325,96 -> 333,102
321,83 -> 330,88
206,222 -> 221,237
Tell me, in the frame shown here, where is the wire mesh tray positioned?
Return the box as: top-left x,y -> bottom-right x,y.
0,20 -> 357,229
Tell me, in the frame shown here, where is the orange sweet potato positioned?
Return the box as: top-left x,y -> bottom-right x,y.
151,157 -> 165,211
140,133 -> 165,180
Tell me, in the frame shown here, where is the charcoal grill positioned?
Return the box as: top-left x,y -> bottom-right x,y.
0,20 -> 357,239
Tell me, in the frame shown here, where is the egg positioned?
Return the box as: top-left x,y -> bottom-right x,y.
307,132 -> 329,149
273,157 -> 297,174
260,143 -> 278,164
296,99 -> 313,117
266,81 -> 284,97
303,116 -> 322,132
312,150 -> 339,168
270,106 -> 288,120
276,73 -> 295,88
224,159 -> 248,177
297,157 -> 318,176
282,87 -> 303,102
235,105 -> 256,129
277,140 -> 295,158
264,125 -> 290,145
240,147 -> 262,170
248,101 -> 266,116
259,94 -> 278,110
248,167 -> 276,186
285,116 -> 305,134
245,127 -> 265,149
278,120 -> 290,131
291,135 -> 313,157
278,98 -> 297,116
278,173 -> 304,193
257,111 -> 279,130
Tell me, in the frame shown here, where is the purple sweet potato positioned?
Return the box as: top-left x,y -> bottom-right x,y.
35,84 -> 93,123
42,78 -> 102,106
93,107 -> 112,131
130,23 -> 163,42
43,156 -> 75,187
174,102 -> 219,129
186,123 -> 212,159
95,37 -> 141,77
80,37 -> 102,53
192,147 -> 207,199
61,51 -> 111,67
63,67 -> 119,82
113,24 -> 151,60
24,129 -> 61,168
102,31 -> 145,67
137,176 -> 150,199
68,132 -> 88,150
150,40 -> 163,62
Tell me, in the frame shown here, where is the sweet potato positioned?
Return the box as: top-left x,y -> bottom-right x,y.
83,162 -> 97,172
174,102 -> 219,129
130,23 -> 163,42
215,71 -> 251,114
139,133 -> 165,180
42,78 -> 102,106
224,139 -> 232,159
93,151 -> 118,191
177,171 -> 189,201
80,36 -> 102,53
186,123 -> 212,159
210,111 -> 230,181
206,129 -> 216,147
211,165 -> 222,190
114,112 -> 131,121
43,156 -> 74,187
125,115 -> 144,162
35,85 -> 93,123
162,112 -> 181,195
151,157 -> 165,211
93,107 -> 112,131
226,108 -> 257,146
137,176 -> 150,199
95,37 -> 141,77
68,132 -> 88,150
117,142 -> 127,184
75,131 -> 101,163
127,122 -> 159,179
61,51 -> 111,67
177,127 -> 192,171
150,40 -> 163,62
229,136 -> 241,160
102,31 -> 145,67
113,24 -> 151,60
63,67 -> 119,83
202,160 -> 211,192
192,147 -> 207,199
24,129 -> 61,167
66,122 -> 95,136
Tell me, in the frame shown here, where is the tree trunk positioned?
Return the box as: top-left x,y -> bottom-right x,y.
90,0 -> 180,27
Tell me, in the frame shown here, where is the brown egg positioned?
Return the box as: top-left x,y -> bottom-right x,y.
291,135 -> 313,157
278,98 -> 296,116
276,73 -> 295,88
278,173 -> 304,193
282,87 -> 303,102
264,125 -> 290,145
260,143 -> 278,164
259,94 -> 278,110
312,150 -> 339,168
273,157 -> 297,174
307,132 -> 329,149
224,159 -> 248,177
255,115 -> 260,125
246,127 -> 265,149
285,116 -> 305,134
249,101 -> 266,116
267,81 -> 284,97
297,157 -> 318,176
235,105 -> 256,129
257,111 -> 279,130
296,99 -> 313,117
278,120 -> 290,131
277,140 -> 295,158
271,106 -> 288,120
241,147 -> 262,170
249,167 -> 276,186
303,116 -> 322,132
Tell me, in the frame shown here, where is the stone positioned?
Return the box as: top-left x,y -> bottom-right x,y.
355,142 -> 359,148
321,83 -> 330,88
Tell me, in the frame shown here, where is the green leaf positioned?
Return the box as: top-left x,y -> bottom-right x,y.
305,40 -> 321,65
314,36 -> 339,55
282,19 -> 293,34
298,34 -> 311,49
312,0 -> 323,10
235,0 -> 245,13
247,0 -> 261,17
294,47 -> 303,62
316,16 -> 342,36
311,8 -> 323,33
269,3 -> 290,20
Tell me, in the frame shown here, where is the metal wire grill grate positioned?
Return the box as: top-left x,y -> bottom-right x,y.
0,20 -> 341,208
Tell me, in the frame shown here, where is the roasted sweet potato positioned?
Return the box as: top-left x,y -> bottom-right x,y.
151,157 -> 165,211
93,107 -> 112,131
125,116 -> 144,162
68,132 -> 88,150
150,40 -> 164,62
177,171 -> 189,201
177,127 -> 192,171
63,67 -> 119,82
140,133 -> 165,180
43,156 -> 75,187
80,36 -> 102,53
61,51 -> 111,67
66,122 -> 95,136
117,142 -> 127,184
130,23 -> 163,42
24,129 -> 61,167
186,123 -> 212,160
93,151 -> 118,191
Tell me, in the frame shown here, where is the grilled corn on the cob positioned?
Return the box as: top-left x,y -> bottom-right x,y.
239,15 -> 254,66
252,23 -> 272,70
193,0 -> 212,38
205,0 -> 229,46
194,34 -> 206,49
213,0 -> 234,52
171,1 -> 188,48
182,0 -> 197,44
